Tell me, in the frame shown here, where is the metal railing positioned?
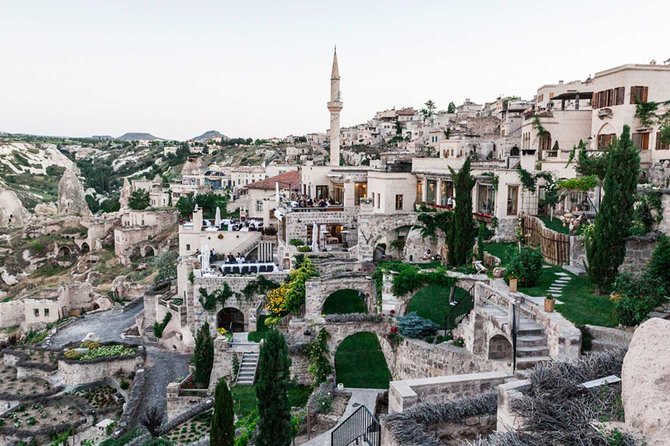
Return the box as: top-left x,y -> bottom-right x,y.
331,405 -> 380,446
444,284 -> 476,335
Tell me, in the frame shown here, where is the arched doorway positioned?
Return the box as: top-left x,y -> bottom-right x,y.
144,246 -> 155,257
488,334 -> 513,360
335,332 -> 390,389
217,308 -> 245,332
322,289 -> 367,315
57,246 -> 71,258
373,243 -> 386,262
510,146 -> 520,157
80,242 -> 90,254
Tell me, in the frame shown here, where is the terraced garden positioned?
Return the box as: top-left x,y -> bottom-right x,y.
0,364 -> 53,398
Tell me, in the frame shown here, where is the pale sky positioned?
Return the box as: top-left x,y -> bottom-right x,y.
2,0 -> 669,140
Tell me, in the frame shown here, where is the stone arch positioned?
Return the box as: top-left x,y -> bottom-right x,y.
509,146 -> 520,157
217,307 -> 245,332
334,331 -> 391,388
358,213 -> 419,262
322,289 -> 367,315
488,334 -> 513,360
305,276 -> 376,320
143,245 -> 155,258
80,242 -> 90,254
57,246 -> 72,258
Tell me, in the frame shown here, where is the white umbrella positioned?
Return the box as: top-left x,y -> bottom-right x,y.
214,207 -> 222,227
311,224 -> 319,252
201,242 -> 210,271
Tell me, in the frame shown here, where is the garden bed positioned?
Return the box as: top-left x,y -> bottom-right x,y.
0,395 -> 90,440
0,364 -> 56,400
163,409 -> 212,445
71,384 -> 124,417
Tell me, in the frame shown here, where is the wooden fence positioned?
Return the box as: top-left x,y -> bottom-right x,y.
522,215 -> 570,265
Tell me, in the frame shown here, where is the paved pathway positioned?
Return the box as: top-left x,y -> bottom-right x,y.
45,302 -> 143,348
300,388 -> 382,446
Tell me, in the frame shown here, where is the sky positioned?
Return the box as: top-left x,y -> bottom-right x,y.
2,0 -> 670,141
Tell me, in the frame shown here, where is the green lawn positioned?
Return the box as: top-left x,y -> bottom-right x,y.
322,289 -> 367,315
538,215 -> 569,234
406,284 -> 473,329
232,382 -> 312,418
335,332 -> 390,389
519,267 -> 617,327
247,315 -> 269,343
482,242 -> 515,265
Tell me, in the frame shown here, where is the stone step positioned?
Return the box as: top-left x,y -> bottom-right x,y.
516,346 -> 550,358
516,335 -> 548,348
515,356 -> 552,370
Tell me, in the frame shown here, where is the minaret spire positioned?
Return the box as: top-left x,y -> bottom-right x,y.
327,46 -> 343,166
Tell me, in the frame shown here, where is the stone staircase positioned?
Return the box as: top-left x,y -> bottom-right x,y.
482,303 -> 551,371
236,352 -> 259,386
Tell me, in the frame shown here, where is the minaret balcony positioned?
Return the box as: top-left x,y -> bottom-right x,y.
327,101 -> 343,112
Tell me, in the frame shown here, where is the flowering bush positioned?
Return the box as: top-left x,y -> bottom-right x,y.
265,257 -> 318,316
387,326 -> 402,348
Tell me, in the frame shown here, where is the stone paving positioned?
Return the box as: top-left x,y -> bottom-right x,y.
301,388 -> 382,446
547,271 -> 573,304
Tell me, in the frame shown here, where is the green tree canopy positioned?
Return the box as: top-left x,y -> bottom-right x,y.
192,323 -> 214,388
210,379 -> 234,446
255,329 -> 292,446
129,188 -> 150,210
449,157 -> 477,265
586,125 -> 640,293
447,101 -> 456,114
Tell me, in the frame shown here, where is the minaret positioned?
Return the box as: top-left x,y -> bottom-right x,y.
327,47 -> 343,167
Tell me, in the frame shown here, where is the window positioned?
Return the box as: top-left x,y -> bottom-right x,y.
316,185 -> 328,200
256,200 -> 263,212
630,86 -> 649,104
632,132 -> 650,150
593,86 -> 625,108
507,186 -> 519,215
477,184 -> 495,215
416,181 -> 423,203
395,194 -> 403,210
656,132 -> 670,150
44,308 -> 50,317
354,182 -> 367,205
186,244 -> 191,251
376,193 -> 381,209
597,133 -> 616,150
34,309 -> 39,317
426,180 -> 437,204
537,94 -> 544,103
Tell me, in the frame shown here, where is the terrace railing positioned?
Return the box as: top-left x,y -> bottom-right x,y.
331,405 -> 380,446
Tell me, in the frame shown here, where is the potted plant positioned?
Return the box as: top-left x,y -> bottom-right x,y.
509,276 -> 518,292
544,293 -> 555,312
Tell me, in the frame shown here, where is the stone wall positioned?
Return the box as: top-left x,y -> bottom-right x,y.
569,235 -> 587,272
208,337 -> 234,392
56,351 -> 143,386
166,381 -> 209,420
388,371 -> 511,414
583,324 -> 633,352
0,300 -> 23,329
619,232 -> 661,275
389,338 -> 507,381
494,216 -> 517,242
118,368 -> 146,431
496,379 -> 530,432
659,193 -> 670,235
381,414 -> 497,446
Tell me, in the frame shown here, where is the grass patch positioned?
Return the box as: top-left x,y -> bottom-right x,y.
406,284 -> 473,328
247,315 -> 270,343
322,289 -> 367,315
231,382 -> 312,418
482,242 -> 515,265
519,267 -> 617,327
538,215 -> 569,234
335,332 -> 390,389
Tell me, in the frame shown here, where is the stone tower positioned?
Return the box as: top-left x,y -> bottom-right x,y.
328,47 -> 343,167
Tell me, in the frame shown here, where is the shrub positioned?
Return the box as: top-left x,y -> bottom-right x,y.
611,273 -> 665,326
153,312 -> 172,338
289,239 -> 304,247
646,235 -> 670,294
120,380 -> 130,390
396,312 -> 438,338
297,246 -> 311,252
307,328 -> 333,385
505,246 -> 543,287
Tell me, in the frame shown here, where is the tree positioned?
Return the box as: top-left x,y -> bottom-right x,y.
646,235 -> 670,294
176,194 -> 195,218
141,406 -> 165,437
449,157 -> 477,266
256,329 -> 292,446
210,379 -> 234,446
394,119 -> 403,136
192,323 -> 214,388
586,125 -> 640,293
195,193 -> 229,219
129,188 -> 150,210
447,101 -> 456,114
153,251 -> 178,283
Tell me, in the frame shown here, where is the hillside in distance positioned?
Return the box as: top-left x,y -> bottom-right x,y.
192,130 -> 227,142
117,132 -> 162,141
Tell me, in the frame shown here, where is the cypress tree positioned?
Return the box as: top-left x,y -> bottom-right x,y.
255,329 -> 292,446
449,157 -> 477,266
646,235 -> 670,293
586,125 -> 640,293
210,379 -> 234,446
192,322 -> 214,388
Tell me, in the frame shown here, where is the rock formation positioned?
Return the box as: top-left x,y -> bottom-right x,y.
0,189 -> 31,227
622,318 -> 670,445
57,169 -> 92,216
119,177 -> 132,211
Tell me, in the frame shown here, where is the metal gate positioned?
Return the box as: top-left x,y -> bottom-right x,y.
331,405 -> 381,446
